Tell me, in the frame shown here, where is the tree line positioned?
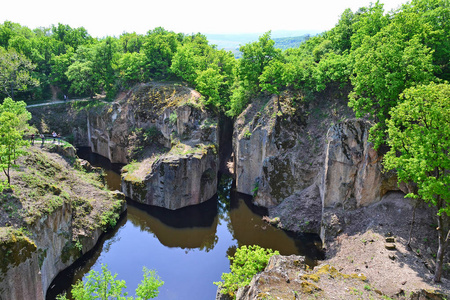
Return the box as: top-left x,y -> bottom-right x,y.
0,0 -> 448,120
1,0 -> 450,282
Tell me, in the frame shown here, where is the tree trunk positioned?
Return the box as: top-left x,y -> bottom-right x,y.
434,202 -> 450,282
407,205 -> 416,249
2,167 -> 10,185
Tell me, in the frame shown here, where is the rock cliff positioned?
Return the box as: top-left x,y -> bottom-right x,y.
0,147 -> 125,299
122,144 -> 218,210
233,94 -> 327,208
321,119 -> 383,209
88,83 -> 221,209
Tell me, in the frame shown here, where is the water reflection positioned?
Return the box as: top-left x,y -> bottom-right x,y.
127,200 -> 219,251
229,193 -> 299,255
47,151 -> 323,300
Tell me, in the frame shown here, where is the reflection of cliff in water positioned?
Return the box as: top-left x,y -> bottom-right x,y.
228,190 -> 324,261
126,197 -> 219,251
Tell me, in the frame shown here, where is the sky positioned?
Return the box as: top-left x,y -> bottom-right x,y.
1,0 -> 411,38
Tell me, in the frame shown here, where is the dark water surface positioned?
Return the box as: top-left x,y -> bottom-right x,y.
47,149 -> 322,300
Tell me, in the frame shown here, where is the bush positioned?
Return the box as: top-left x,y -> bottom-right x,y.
214,245 -> 279,297
169,111 -> 177,125
57,264 -> 164,300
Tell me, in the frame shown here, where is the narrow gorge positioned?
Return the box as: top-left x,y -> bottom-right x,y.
2,82 -> 446,299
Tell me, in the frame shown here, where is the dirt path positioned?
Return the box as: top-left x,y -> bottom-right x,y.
26,98 -> 87,108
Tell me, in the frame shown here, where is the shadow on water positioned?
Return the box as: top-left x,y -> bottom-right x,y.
46,149 -> 324,300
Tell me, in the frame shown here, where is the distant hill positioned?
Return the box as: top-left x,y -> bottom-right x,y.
206,30 -> 319,57
273,35 -> 311,50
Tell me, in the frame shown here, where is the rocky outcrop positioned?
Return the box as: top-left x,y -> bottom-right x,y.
103,83 -> 220,209
233,95 -> 326,208
0,194 -> 126,300
88,83 -> 214,165
227,255 -> 369,300
28,103 -> 89,146
321,119 -> 398,209
122,145 -> 218,210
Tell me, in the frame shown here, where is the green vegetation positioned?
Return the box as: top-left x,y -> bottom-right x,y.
57,264 -> 164,300
0,97 -> 31,186
0,47 -> 39,100
1,0 -> 447,122
1,0 -> 450,287
214,245 -> 279,298
383,83 -> 450,282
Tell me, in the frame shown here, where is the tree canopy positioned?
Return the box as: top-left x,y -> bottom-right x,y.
383,83 -> 450,282
0,0 -> 447,125
0,97 -> 31,186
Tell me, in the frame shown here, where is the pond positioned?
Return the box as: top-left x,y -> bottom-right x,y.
46,149 -> 322,300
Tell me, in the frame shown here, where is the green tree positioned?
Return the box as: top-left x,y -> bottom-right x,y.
119,32 -> 143,54
57,264 -> 164,300
383,83 -> 450,282
259,59 -> 287,111
326,8 -> 355,53
214,245 -> 279,297
0,47 -> 39,99
349,25 -> 435,147
171,34 -> 235,111
227,32 -> 281,117
237,31 -> 281,92
116,51 -> 146,89
51,23 -> 93,51
93,37 -> 119,99
141,27 -> 181,80
350,1 -> 388,50
50,48 -> 74,95
66,45 -> 99,98
0,97 -> 31,185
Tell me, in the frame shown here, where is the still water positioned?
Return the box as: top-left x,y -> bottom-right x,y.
47,149 -> 322,300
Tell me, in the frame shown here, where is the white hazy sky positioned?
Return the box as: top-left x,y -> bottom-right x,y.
1,0 -> 410,38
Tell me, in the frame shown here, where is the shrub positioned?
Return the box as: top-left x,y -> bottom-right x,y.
56,264 -> 164,300
214,245 -> 279,297
169,111 -> 177,125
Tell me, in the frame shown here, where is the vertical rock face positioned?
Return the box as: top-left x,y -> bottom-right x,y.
234,125 -> 275,199
28,104 -> 89,146
112,83 -> 220,210
0,204 -> 105,300
122,147 -> 218,210
233,95 -> 328,208
88,102 -> 129,163
321,119 -> 383,209
0,232 -> 41,300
